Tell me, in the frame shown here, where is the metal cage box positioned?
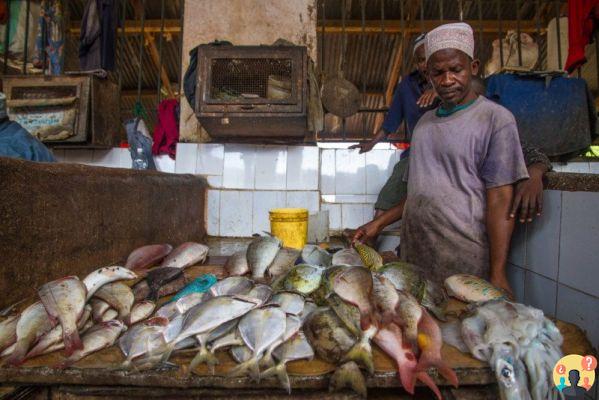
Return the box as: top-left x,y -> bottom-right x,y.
2,74 -> 119,148
195,45 -> 308,142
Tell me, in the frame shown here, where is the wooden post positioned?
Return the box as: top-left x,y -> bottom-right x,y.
144,32 -> 174,99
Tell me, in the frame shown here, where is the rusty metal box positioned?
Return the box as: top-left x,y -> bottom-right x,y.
195,45 -> 309,142
2,74 -> 119,148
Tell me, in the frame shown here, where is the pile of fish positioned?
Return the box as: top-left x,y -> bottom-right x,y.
0,241 -> 208,368
441,276 -> 564,400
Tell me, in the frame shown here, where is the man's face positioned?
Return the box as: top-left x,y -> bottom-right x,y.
427,48 -> 480,107
415,45 -> 427,77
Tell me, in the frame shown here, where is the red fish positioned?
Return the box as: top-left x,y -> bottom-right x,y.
125,244 -> 173,273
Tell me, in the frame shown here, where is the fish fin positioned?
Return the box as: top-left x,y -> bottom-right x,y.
258,349 -> 276,369
440,320 -> 469,354
227,357 -> 261,382
427,306 -> 447,322
394,357 -> 416,394
262,363 -> 291,394
5,340 -> 28,367
342,341 -> 374,376
188,345 -> 219,375
416,355 -> 458,388
62,330 -> 83,356
159,342 -> 176,363
329,361 -> 367,398
414,371 -> 443,400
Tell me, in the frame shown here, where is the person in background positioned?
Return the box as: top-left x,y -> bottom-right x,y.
354,23 -> 529,296
348,33 -> 437,237
0,92 -> 56,162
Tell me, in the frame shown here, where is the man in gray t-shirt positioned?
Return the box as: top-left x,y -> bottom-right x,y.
354,23 -> 528,296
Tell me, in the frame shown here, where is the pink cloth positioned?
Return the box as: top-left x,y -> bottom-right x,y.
152,99 -> 179,159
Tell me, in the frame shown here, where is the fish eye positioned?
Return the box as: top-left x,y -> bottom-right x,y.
501,368 -> 512,378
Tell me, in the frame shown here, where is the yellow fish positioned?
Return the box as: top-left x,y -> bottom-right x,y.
444,274 -> 506,303
352,242 -> 383,271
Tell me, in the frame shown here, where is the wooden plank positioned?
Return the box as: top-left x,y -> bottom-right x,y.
143,32 -> 175,98
69,20 -> 181,35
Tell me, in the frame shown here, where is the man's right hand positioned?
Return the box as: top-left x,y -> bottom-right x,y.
352,220 -> 384,244
349,141 -> 375,154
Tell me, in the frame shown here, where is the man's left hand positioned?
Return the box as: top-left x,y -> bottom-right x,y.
417,89 -> 438,108
510,163 -> 548,223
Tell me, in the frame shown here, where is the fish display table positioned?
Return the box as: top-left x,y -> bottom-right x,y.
0,263 -> 594,399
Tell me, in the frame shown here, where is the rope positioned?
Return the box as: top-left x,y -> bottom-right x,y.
135,0 -> 146,113
156,0 -> 166,103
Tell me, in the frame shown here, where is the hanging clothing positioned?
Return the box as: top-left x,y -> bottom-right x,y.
33,0 -> 65,75
486,73 -> 597,156
152,99 -> 180,159
124,117 -> 156,170
0,0 -> 40,61
79,0 -> 116,71
0,118 -> 56,162
564,0 -> 599,73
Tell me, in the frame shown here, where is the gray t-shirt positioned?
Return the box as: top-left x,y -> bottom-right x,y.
401,96 -> 529,283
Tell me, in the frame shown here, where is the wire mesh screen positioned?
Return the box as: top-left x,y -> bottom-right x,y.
209,58 -> 293,100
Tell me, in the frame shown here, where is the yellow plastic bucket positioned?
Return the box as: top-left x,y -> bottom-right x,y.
269,208 -> 309,249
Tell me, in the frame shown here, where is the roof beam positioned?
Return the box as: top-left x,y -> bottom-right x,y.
320,19 -> 544,34
69,19 -> 181,35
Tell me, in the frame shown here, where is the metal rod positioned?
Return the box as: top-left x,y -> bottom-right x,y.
321,0 -> 325,74
117,0 -> 128,103
459,0 -> 463,21
497,0 -> 504,68
477,0 -> 483,68
3,0 -> 10,74
595,30 -> 599,90
439,0 -> 444,22
555,0 -> 562,70
516,0 -> 522,66
136,0 -> 147,105
156,0 -> 166,102
420,0 -> 424,33
400,0 -> 406,77
41,15 -> 47,75
23,0 -> 31,75
360,0 -> 367,139
177,0 -> 185,97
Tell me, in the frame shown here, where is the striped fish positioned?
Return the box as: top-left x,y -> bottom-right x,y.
352,242 -> 383,271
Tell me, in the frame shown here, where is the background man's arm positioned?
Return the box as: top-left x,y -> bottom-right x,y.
353,198 -> 406,243
487,184 -> 516,298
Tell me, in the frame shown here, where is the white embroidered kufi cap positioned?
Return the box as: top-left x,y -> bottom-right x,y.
424,22 -> 474,61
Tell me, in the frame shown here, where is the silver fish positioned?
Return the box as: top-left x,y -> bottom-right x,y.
57,320 -> 126,369
34,319 -> 95,357
209,331 -> 243,354
6,302 -> 54,365
267,247 -> 300,277
26,305 -> 91,359
230,345 -> 253,364
100,309 -> 119,322
225,250 -> 249,276
272,264 -> 323,295
204,276 -> 253,299
262,332 -> 314,394
93,282 -> 135,322
90,299 -> 111,322
38,276 -> 86,356
331,248 -> 364,267
127,301 -> 156,326
163,296 -> 257,364
301,245 -> 332,267
298,301 -> 317,324
155,293 -> 204,321
125,244 -> 173,272
161,242 -> 209,269
246,284 -> 273,306
228,307 -> 287,381
260,315 -> 301,369
119,317 -> 169,368
271,292 -> 305,316
0,315 -> 18,353
247,236 -> 282,280
82,266 -> 137,300
193,319 -> 238,373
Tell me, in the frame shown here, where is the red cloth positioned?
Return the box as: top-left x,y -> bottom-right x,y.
565,0 -> 599,73
152,99 -> 179,159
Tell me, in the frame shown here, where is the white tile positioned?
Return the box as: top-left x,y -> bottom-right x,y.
154,154 -> 176,173
561,162 -> 590,173
320,149 -> 336,195
196,143 -> 224,176
219,190 -> 253,237
366,194 -> 378,203
91,149 -> 120,168
590,162 -> 599,174
376,234 -> 401,253
117,148 -> 132,168
287,146 -> 319,190
363,203 -> 375,222
508,221 -> 526,268
506,263 -> 526,303
335,149 -> 366,195
286,191 -> 320,214
556,284 -> 599,350
320,194 -> 367,203
342,203 -> 365,229
254,145 -> 287,190
524,271 -> 557,317
366,150 -> 397,195
175,143 -> 198,174
207,175 -> 223,188
308,211 -> 330,243
222,144 -> 256,189
206,190 -> 220,236
526,190 -> 561,280
63,149 -> 93,165
252,191 -> 286,235
551,163 -> 564,172
322,203 -> 341,231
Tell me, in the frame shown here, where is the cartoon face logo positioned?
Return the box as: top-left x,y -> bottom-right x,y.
553,355 -> 596,399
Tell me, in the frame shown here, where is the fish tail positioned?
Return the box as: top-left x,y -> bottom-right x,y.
5,340 -> 28,367
259,348 -> 276,369
416,354 -> 458,388
159,342 -> 176,363
227,357 -> 260,382
188,345 -> 219,375
342,341 -> 374,376
329,361 -> 367,398
63,329 -> 83,356
415,371 -> 443,400
394,357 -> 416,394
261,363 -> 291,394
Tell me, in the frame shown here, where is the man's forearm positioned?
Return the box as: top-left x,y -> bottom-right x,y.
370,128 -> 388,145
486,185 -> 515,279
373,197 -> 406,229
